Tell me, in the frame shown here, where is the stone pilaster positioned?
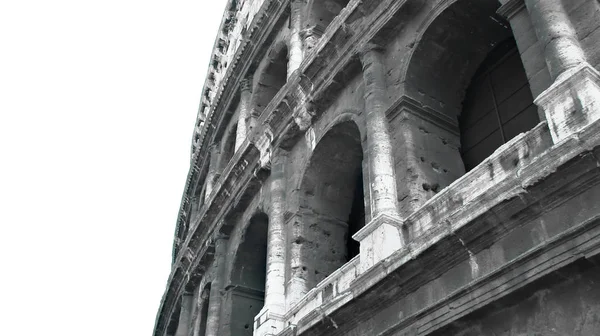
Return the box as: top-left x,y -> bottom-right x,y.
204,143 -> 221,203
525,0 -> 600,142
235,78 -> 253,152
288,0 -> 305,78
187,286 -> 200,336
204,235 -> 228,336
255,151 -> 288,336
174,294 -> 193,336
353,43 -> 405,272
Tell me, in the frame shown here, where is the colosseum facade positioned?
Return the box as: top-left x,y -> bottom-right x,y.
154,0 -> 600,335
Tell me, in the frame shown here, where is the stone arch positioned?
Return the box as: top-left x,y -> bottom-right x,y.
253,40 -> 288,117
290,120 -> 365,295
402,0 -> 513,118
292,111 -> 367,192
226,212 -> 268,336
386,0 -> 540,215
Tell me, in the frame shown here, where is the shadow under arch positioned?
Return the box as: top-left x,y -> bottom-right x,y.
290,120 -> 365,296
402,0 -> 514,118
224,212 -> 269,336
253,40 -> 288,117
387,0 -> 540,214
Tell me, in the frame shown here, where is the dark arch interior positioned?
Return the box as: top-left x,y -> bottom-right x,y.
460,38 -> 539,171
405,0 -> 513,118
402,0 -> 539,181
229,213 -> 268,336
254,46 -> 288,116
297,121 -> 364,289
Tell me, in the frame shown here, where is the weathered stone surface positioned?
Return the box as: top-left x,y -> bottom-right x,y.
155,0 -> 600,336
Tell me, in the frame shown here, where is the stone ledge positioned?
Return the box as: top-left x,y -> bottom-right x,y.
290,118 -> 600,335
535,63 -> 600,142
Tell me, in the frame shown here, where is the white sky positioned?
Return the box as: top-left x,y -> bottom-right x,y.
0,1 -> 227,335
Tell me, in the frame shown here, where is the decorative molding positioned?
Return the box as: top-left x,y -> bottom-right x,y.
256,127 -> 274,169
386,95 -> 460,136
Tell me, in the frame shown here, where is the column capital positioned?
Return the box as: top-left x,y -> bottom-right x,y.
212,228 -> 230,242
358,42 -> 385,62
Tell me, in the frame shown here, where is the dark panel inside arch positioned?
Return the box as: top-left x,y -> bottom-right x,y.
228,213 -> 268,336
254,46 -> 288,116
460,38 -> 539,171
296,121 -> 365,290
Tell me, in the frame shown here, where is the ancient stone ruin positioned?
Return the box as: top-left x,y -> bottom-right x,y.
155,0 -> 600,335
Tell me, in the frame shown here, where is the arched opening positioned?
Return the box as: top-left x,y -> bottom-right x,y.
254,45 -> 288,116
228,213 -> 268,336
460,38 -> 539,171
192,284 -> 210,336
304,0 -> 351,45
294,121 -> 364,291
400,0 -> 540,193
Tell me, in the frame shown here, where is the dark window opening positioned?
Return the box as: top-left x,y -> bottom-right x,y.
228,213 -> 268,336
254,46 -> 288,116
460,38 -> 539,171
346,170 -> 364,261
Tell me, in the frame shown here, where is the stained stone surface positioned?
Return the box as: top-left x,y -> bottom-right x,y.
155,1 -> 600,336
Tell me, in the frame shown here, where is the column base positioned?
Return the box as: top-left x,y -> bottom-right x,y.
535,63 -> 600,143
254,306 -> 286,336
352,214 -> 405,272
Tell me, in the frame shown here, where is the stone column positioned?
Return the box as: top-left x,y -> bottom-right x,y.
524,0 -> 585,80
204,235 -> 228,336
204,144 -> 221,203
265,152 -> 287,309
255,151 -> 287,336
186,286 -> 199,336
175,294 -> 193,336
359,44 -> 401,219
288,0 -> 305,78
235,78 -> 253,152
189,286 -> 210,336
353,43 -> 405,272
525,0 -> 600,142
